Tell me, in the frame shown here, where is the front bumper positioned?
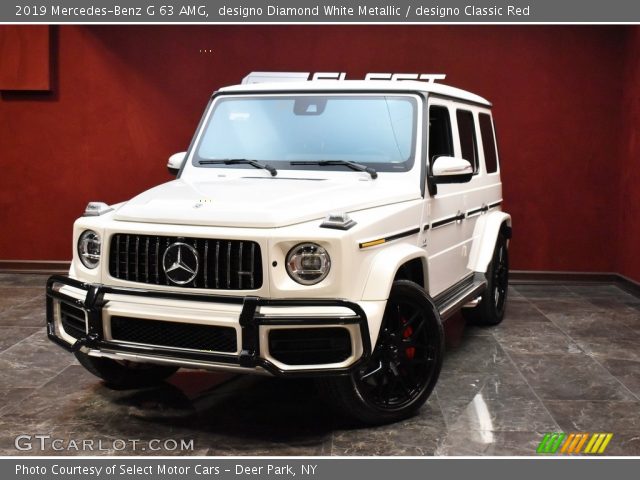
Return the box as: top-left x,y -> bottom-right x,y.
45,275 -> 371,377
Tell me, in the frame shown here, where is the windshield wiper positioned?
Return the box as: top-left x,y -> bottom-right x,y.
290,160 -> 377,179
198,159 -> 277,177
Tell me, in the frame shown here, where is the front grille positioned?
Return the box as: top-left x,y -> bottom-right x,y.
60,302 -> 86,339
268,328 -> 352,365
110,316 -> 237,353
108,234 -> 262,290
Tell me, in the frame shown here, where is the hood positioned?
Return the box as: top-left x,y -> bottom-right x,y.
113,176 -> 419,228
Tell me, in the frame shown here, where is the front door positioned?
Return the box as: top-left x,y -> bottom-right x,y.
423,99 -> 482,295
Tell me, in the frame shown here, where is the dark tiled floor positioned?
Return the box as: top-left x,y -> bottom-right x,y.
0,273 -> 639,456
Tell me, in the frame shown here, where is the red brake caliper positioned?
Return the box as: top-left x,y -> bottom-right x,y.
401,318 -> 416,360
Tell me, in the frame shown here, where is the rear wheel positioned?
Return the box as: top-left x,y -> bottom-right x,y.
317,280 -> 444,425
463,231 -> 509,326
75,352 -> 179,389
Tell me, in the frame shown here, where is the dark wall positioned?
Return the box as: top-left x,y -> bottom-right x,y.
0,26 -> 631,276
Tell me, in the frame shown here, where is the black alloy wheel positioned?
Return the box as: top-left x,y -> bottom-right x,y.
317,280 -> 443,425
493,236 -> 509,317
463,230 -> 509,326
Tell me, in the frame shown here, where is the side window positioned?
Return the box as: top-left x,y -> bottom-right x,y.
456,109 -> 479,172
479,113 -> 498,173
428,105 -> 454,162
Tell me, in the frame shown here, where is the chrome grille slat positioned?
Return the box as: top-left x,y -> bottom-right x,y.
193,239 -> 198,288
125,235 -> 130,280
109,234 -> 262,290
250,243 -> 255,289
215,241 -> 220,289
226,242 -> 231,288
144,237 -> 150,283
165,238 -> 170,286
204,240 -> 209,289
155,237 -> 160,284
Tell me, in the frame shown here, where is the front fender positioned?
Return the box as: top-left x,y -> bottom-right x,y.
361,243 -> 427,301
467,211 -> 512,273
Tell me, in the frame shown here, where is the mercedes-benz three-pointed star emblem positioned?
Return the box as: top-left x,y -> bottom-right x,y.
162,242 -> 199,285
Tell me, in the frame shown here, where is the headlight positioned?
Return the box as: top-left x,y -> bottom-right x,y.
77,230 -> 101,269
286,243 -> 331,285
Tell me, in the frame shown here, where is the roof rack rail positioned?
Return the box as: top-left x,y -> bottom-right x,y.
242,72 -> 446,84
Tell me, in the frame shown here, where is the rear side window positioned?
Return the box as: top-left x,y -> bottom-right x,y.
428,105 -> 454,161
456,110 -> 479,172
479,113 -> 498,173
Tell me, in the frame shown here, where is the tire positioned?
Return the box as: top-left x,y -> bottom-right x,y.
317,280 -> 444,425
463,230 -> 509,326
75,351 -> 179,389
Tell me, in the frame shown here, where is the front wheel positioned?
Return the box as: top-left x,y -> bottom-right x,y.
317,280 -> 444,425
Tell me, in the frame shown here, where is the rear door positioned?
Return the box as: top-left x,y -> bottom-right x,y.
462,109 -> 504,266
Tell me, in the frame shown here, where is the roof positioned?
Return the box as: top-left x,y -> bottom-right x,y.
218,80 -> 492,107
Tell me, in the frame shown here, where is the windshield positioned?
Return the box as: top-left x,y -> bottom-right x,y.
192,95 -> 418,172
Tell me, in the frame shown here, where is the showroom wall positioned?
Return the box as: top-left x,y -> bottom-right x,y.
0,25 -> 634,277
617,27 -> 640,281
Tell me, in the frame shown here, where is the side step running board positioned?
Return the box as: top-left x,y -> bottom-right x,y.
433,273 -> 487,320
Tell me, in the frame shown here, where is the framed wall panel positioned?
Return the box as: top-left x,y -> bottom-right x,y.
0,25 -> 50,91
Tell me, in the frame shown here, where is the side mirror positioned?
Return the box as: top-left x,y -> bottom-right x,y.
431,156 -> 473,184
167,151 -> 186,176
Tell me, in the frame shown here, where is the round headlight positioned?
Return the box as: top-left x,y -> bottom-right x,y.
77,230 -> 101,269
286,243 -> 331,285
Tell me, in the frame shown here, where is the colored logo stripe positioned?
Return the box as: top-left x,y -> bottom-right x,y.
560,433 -> 575,453
537,433 -> 566,454
537,433 -> 613,455
569,433 -> 589,453
584,433 -> 613,454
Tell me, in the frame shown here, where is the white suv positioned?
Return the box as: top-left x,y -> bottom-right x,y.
46,72 -> 511,424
